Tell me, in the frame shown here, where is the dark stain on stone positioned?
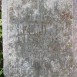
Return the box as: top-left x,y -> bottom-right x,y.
22,0 -> 27,4
33,61 -> 41,77
60,11 -> 73,21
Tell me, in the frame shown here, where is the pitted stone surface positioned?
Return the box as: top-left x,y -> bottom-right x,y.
2,0 -> 77,77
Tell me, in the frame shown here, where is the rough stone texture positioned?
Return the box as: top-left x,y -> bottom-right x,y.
2,0 -> 77,77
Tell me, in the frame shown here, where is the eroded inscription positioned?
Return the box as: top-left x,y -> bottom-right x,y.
4,0 -> 77,77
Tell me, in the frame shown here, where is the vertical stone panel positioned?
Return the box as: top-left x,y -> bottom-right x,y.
2,0 -> 77,77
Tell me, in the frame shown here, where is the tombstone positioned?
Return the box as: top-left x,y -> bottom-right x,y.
2,0 -> 77,77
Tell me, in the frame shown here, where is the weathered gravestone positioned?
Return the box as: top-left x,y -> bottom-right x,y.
2,0 -> 77,77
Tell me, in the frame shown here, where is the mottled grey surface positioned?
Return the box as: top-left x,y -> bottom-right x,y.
2,0 -> 77,77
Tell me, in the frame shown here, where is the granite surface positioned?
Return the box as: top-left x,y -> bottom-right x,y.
2,0 -> 77,77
